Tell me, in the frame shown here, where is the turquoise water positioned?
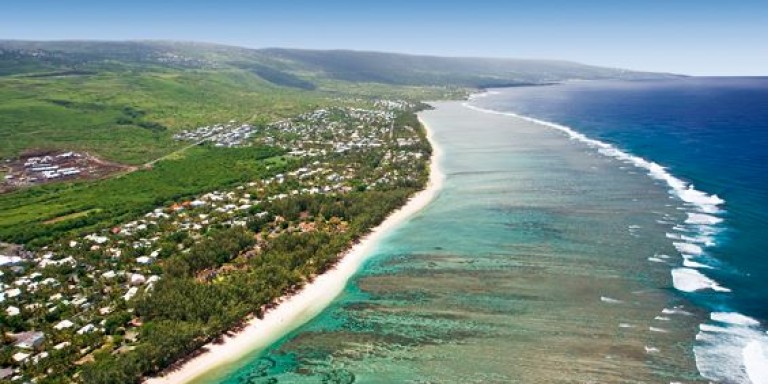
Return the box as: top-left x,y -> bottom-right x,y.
198,100 -> 717,383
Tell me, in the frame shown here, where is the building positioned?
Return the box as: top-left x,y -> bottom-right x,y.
11,331 -> 45,350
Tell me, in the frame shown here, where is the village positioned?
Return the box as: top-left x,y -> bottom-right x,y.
172,121 -> 258,148
0,100 -> 429,382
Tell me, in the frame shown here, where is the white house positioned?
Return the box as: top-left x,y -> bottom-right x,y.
76,324 -> 96,335
53,319 -> 74,330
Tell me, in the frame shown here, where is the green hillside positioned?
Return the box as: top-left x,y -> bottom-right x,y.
0,40 -> 679,164
258,47 -> 677,86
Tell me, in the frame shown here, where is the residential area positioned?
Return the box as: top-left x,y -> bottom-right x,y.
172,121 -> 258,148
0,100 -> 430,382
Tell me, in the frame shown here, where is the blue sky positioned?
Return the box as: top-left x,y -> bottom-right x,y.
1,0 -> 766,75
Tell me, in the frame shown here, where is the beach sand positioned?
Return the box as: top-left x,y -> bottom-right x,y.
144,118 -> 444,384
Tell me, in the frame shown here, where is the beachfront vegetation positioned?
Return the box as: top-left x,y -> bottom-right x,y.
80,189 -> 415,384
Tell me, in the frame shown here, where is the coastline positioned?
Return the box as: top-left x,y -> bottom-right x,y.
144,114 -> 444,384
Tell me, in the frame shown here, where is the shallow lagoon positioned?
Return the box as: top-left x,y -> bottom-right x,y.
201,101 -> 707,383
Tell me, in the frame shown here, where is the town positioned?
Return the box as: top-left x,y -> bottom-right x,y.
0,100 -> 430,383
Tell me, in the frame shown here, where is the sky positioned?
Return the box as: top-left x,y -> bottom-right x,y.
1,0 -> 766,75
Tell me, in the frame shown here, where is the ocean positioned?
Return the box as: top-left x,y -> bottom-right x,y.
200,78 -> 768,383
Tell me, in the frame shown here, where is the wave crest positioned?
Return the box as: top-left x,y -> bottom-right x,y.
461,101 -> 768,383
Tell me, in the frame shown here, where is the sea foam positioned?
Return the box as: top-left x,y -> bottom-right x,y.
462,104 -> 726,218
673,242 -> 704,255
462,102 -> 748,383
662,307 -> 692,316
600,296 -> 623,304
743,341 -> 768,384
712,312 -> 761,327
671,268 -> 730,292
695,313 -> 768,384
682,256 -> 714,269
666,232 -> 715,246
686,213 -> 724,226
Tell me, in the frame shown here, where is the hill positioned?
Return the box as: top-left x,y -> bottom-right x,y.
0,40 -> 680,165
0,40 -> 678,86
258,47 -> 678,86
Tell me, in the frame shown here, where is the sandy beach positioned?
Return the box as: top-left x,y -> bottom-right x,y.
144,116 -> 444,384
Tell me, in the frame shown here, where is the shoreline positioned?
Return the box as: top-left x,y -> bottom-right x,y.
144,114 -> 444,384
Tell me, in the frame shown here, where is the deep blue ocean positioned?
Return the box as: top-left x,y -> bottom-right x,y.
473,77 -> 768,382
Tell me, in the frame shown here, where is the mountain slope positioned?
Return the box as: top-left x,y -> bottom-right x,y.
0,40 -> 680,163
258,47 -> 678,86
0,40 -> 680,88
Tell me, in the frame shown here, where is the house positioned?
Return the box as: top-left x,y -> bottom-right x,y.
5,306 -> 20,316
31,352 -> 49,364
12,352 -> 30,363
76,324 -> 96,335
53,341 -> 70,351
11,331 -> 45,350
136,256 -> 151,264
146,275 -> 160,288
124,287 -> 138,301
101,270 -> 117,279
54,319 -> 74,330
0,367 -> 13,380
130,274 -> 146,286
0,255 -> 22,266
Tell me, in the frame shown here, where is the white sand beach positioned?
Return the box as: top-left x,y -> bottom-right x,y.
144,116 -> 444,384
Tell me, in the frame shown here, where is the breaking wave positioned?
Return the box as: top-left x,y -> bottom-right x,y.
463,102 -> 766,383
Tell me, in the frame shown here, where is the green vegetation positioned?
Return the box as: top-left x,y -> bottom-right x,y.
0,40 -> 674,164
0,102 -> 431,383
0,145 -> 287,247
0,70 -> 323,164
77,188 -> 417,384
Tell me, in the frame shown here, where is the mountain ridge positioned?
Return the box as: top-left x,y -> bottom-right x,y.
0,39 -> 683,88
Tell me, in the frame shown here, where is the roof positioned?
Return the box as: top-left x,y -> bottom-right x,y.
12,352 -> 30,362
0,368 -> 13,379
11,331 -> 44,349
54,319 -> 74,330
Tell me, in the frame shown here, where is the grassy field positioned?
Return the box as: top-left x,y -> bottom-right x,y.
0,69 -> 459,165
0,145 -> 291,247
0,70 -> 329,164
